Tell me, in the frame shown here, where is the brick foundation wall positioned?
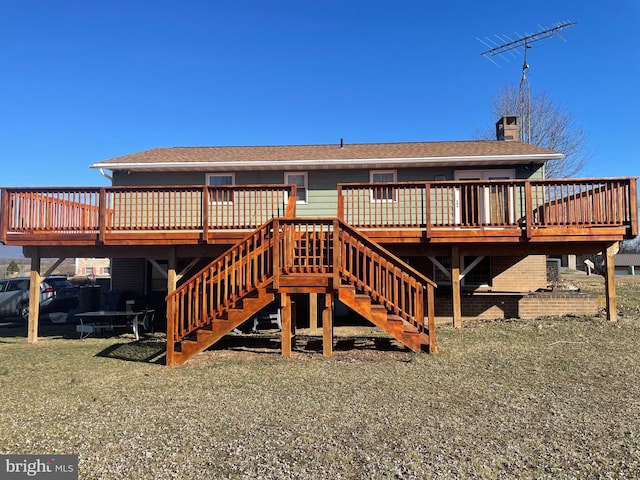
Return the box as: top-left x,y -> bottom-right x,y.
518,292 -> 598,319
435,291 -> 598,322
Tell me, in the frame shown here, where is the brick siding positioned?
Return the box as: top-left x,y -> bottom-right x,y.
490,255 -> 547,292
435,291 -> 598,323
518,292 -> 598,319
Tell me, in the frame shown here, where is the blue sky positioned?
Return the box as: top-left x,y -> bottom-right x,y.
0,0 -> 638,187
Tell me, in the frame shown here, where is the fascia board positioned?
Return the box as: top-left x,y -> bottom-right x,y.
91,153 -> 564,171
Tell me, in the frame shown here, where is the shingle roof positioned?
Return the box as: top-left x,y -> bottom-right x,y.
615,253 -> 640,267
91,140 -> 562,172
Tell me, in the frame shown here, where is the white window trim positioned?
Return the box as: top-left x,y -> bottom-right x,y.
206,173 -> 235,205
206,173 -> 236,185
284,172 -> 308,205
370,169 -> 397,203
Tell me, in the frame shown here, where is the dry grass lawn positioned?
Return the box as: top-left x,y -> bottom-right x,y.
1,274 -> 639,479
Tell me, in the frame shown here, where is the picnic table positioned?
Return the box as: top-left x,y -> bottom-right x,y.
75,309 -> 154,340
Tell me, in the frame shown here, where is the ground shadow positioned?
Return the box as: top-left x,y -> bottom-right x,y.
204,329 -> 410,356
0,318 -> 79,341
95,337 -> 166,365
207,332 -> 283,353
90,328 -> 415,365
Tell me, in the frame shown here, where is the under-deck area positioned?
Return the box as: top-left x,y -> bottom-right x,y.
1,178 -> 636,363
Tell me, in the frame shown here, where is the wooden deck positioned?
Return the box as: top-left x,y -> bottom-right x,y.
2,178 -> 636,361
1,178 -> 636,252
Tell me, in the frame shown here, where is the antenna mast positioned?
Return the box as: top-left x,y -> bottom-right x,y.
479,22 -> 576,144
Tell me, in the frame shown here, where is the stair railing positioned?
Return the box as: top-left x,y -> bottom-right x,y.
336,220 -> 437,337
167,220 -> 276,344
167,217 -> 437,356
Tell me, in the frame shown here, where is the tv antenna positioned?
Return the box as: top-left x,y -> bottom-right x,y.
478,22 -> 577,143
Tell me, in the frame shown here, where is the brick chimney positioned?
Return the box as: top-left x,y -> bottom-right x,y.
495,116 -> 519,141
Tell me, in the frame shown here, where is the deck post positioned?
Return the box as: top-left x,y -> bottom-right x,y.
451,245 -> 462,328
629,179 -> 638,237
98,188 -> 107,243
322,293 -> 333,357
333,220 -> 342,287
166,248 -> 178,365
604,242 -> 619,322
27,250 -> 41,343
309,292 -> 318,334
273,219 -> 280,289
424,182 -> 432,239
427,284 -> 437,353
201,186 -> 210,242
281,292 -> 293,358
0,188 -> 8,244
524,181 -> 533,240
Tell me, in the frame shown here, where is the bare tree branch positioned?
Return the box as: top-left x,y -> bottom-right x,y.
477,85 -> 591,178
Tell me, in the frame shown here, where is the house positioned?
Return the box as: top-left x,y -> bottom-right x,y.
1,117 -> 636,364
614,253 -> 640,276
75,258 -> 111,279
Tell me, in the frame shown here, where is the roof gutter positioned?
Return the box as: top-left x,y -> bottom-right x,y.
91,153 -> 564,172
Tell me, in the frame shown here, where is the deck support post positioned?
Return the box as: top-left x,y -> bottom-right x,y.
322,293 -> 333,357
27,250 -> 41,344
309,293 -> 318,334
451,245 -> 462,328
604,242 -> 619,322
281,292 -> 295,357
166,248 -> 178,366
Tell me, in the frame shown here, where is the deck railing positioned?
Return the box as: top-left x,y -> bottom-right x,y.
337,178 -> 638,238
1,178 -> 636,244
0,184 -> 297,242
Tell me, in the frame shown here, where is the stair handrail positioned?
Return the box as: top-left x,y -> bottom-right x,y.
167,219 -> 276,343
166,217 -> 438,356
337,219 -> 436,288
336,219 -> 436,336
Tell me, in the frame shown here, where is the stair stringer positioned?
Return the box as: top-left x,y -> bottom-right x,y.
338,284 -> 426,353
171,286 -> 275,365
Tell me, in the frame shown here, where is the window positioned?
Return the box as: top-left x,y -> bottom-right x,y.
370,170 -> 397,202
6,279 -> 28,292
463,256 -> 491,287
284,172 -> 308,204
85,267 -> 94,276
432,255 -> 491,287
207,173 -> 235,203
433,256 -> 451,285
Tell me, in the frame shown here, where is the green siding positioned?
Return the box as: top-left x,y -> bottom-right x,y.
112,165 -> 544,220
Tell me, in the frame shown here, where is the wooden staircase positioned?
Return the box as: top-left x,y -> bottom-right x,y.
166,218 -> 437,365
338,285 -> 429,353
169,287 -> 275,365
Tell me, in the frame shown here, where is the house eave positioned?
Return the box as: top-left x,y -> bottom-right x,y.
91,153 -> 563,173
